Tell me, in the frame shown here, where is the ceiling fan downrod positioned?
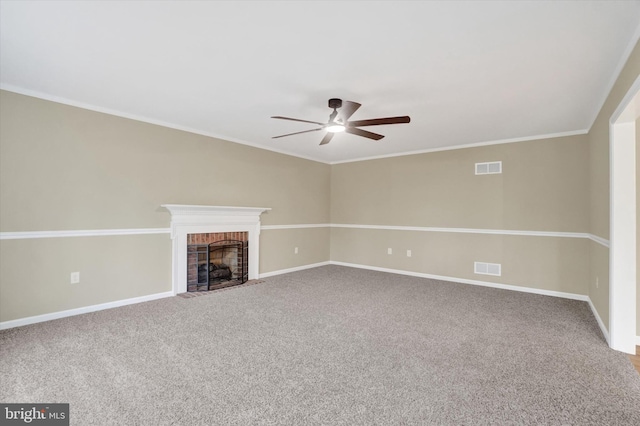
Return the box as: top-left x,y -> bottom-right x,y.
328,98 -> 342,123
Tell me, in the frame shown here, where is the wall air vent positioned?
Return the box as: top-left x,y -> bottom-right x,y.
475,161 -> 502,175
474,261 -> 502,276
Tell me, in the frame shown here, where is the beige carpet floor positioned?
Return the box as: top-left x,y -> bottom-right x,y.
1,265 -> 639,425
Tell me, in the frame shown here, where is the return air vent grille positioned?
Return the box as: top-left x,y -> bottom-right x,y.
474,261 -> 502,276
475,161 -> 502,175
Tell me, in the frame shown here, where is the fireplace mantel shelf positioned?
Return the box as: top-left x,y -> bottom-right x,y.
162,204 -> 271,216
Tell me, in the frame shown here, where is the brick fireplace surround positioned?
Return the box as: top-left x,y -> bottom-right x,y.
162,205 -> 271,294
187,232 -> 249,291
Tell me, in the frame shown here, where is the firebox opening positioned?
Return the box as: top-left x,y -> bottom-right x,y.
187,233 -> 248,292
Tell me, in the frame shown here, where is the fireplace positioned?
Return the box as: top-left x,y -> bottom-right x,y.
187,232 -> 249,291
162,205 -> 271,295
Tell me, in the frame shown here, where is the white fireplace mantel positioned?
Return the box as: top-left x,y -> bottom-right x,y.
162,204 -> 271,294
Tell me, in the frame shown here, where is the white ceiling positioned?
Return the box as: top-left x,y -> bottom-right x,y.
1,1 -> 639,164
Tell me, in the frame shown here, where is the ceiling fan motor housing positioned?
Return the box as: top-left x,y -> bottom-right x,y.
328,98 -> 342,109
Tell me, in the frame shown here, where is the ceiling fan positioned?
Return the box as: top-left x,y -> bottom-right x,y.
271,98 -> 410,145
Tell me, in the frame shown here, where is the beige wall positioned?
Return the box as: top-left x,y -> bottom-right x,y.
331,228 -> 588,295
0,90 -> 331,322
259,228 -> 330,273
0,91 -> 330,230
587,40 -> 640,333
0,235 -> 172,321
637,117 -> 640,335
331,135 -> 590,295
332,135 -> 589,231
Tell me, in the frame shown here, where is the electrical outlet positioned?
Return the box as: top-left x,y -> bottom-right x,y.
70,272 -> 80,284
294,247 -> 299,254
596,277 -> 599,288
387,248 -> 392,255
406,250 -> 412,257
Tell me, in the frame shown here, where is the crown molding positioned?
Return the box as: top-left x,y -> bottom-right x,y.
2,85 -> 590,166
329,129 -> 589,165
587,19 -> 640,131
0,84 -> 326,164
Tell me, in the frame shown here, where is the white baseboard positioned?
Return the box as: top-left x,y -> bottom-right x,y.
259,261 -> 330,278
329,261 -> 589,301
1,262 -> 625,348
0,261 -> 327,330
0,291 -> 174,330
586,297 -> 611,344
636,335 -> 640,346
329,261 -> 618,344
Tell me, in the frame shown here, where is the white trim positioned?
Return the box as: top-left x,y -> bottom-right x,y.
587,233 -> 611,248
587,297 -> 611,344
588,20 -> 640,130
331,223 -> 589,239
0,291 -> 174,330
1,262 -> 604,332
329,261 -> 589,302
0,228 -> 170,240
0,224 -> 612,248
329,130 -> 588,165
0,84 -> 325,165
636,336 -> 640,346
259,261 -> 331,278
261,224 -> 330,230
609,74 -> 640,125
161,204 -> 271,217
608,79 -> 639,355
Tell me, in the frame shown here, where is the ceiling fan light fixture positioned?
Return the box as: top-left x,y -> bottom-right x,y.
271,99 -> 410,144
326,124 -> 345,133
